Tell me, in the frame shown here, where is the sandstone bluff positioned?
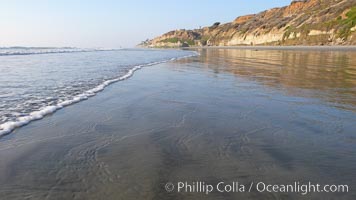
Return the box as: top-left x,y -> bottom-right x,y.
141,0 -> 356,47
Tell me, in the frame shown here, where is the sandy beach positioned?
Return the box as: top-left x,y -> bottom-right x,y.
0,48 -> 355,200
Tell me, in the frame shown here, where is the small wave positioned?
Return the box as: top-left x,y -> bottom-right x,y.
0,52 -> 198,136
0,47 -> 121,56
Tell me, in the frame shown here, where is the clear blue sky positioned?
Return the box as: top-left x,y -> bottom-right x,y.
0,0 -> 292,48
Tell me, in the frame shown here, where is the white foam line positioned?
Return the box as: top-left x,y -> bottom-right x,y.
0,48 -> 123,56
0,52 -> 198,136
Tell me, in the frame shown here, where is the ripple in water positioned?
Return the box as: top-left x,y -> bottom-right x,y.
0,48 -> 197,135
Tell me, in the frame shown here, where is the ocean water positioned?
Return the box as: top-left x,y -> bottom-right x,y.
0,47 -> 110,56
0,48 -> 196,135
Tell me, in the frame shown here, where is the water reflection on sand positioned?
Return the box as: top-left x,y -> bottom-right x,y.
185,48 -> 356,110
0,48 -> 355,200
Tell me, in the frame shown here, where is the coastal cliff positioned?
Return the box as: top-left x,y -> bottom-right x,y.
141,0 -> 356,47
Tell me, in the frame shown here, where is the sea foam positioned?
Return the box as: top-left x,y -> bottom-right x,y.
0,47 -> 119,56
0,52 -> 198,136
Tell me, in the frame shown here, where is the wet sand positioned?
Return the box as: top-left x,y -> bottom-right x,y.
0,49 -> 355,200
186,45 -> 356,51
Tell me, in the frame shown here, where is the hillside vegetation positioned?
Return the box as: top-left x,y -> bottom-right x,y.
141,0 -> 356,47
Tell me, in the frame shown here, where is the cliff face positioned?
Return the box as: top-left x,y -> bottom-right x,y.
142,0 -> 356,47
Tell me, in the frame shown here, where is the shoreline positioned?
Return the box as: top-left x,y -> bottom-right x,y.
183,45 -> 356,51
0,49 -> 355,199
0,51 -> 198,138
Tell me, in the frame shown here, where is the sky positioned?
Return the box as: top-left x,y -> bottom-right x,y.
0,0 -> 292,48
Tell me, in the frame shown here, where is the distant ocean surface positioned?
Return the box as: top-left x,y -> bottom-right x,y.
0,47 -> 196,135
